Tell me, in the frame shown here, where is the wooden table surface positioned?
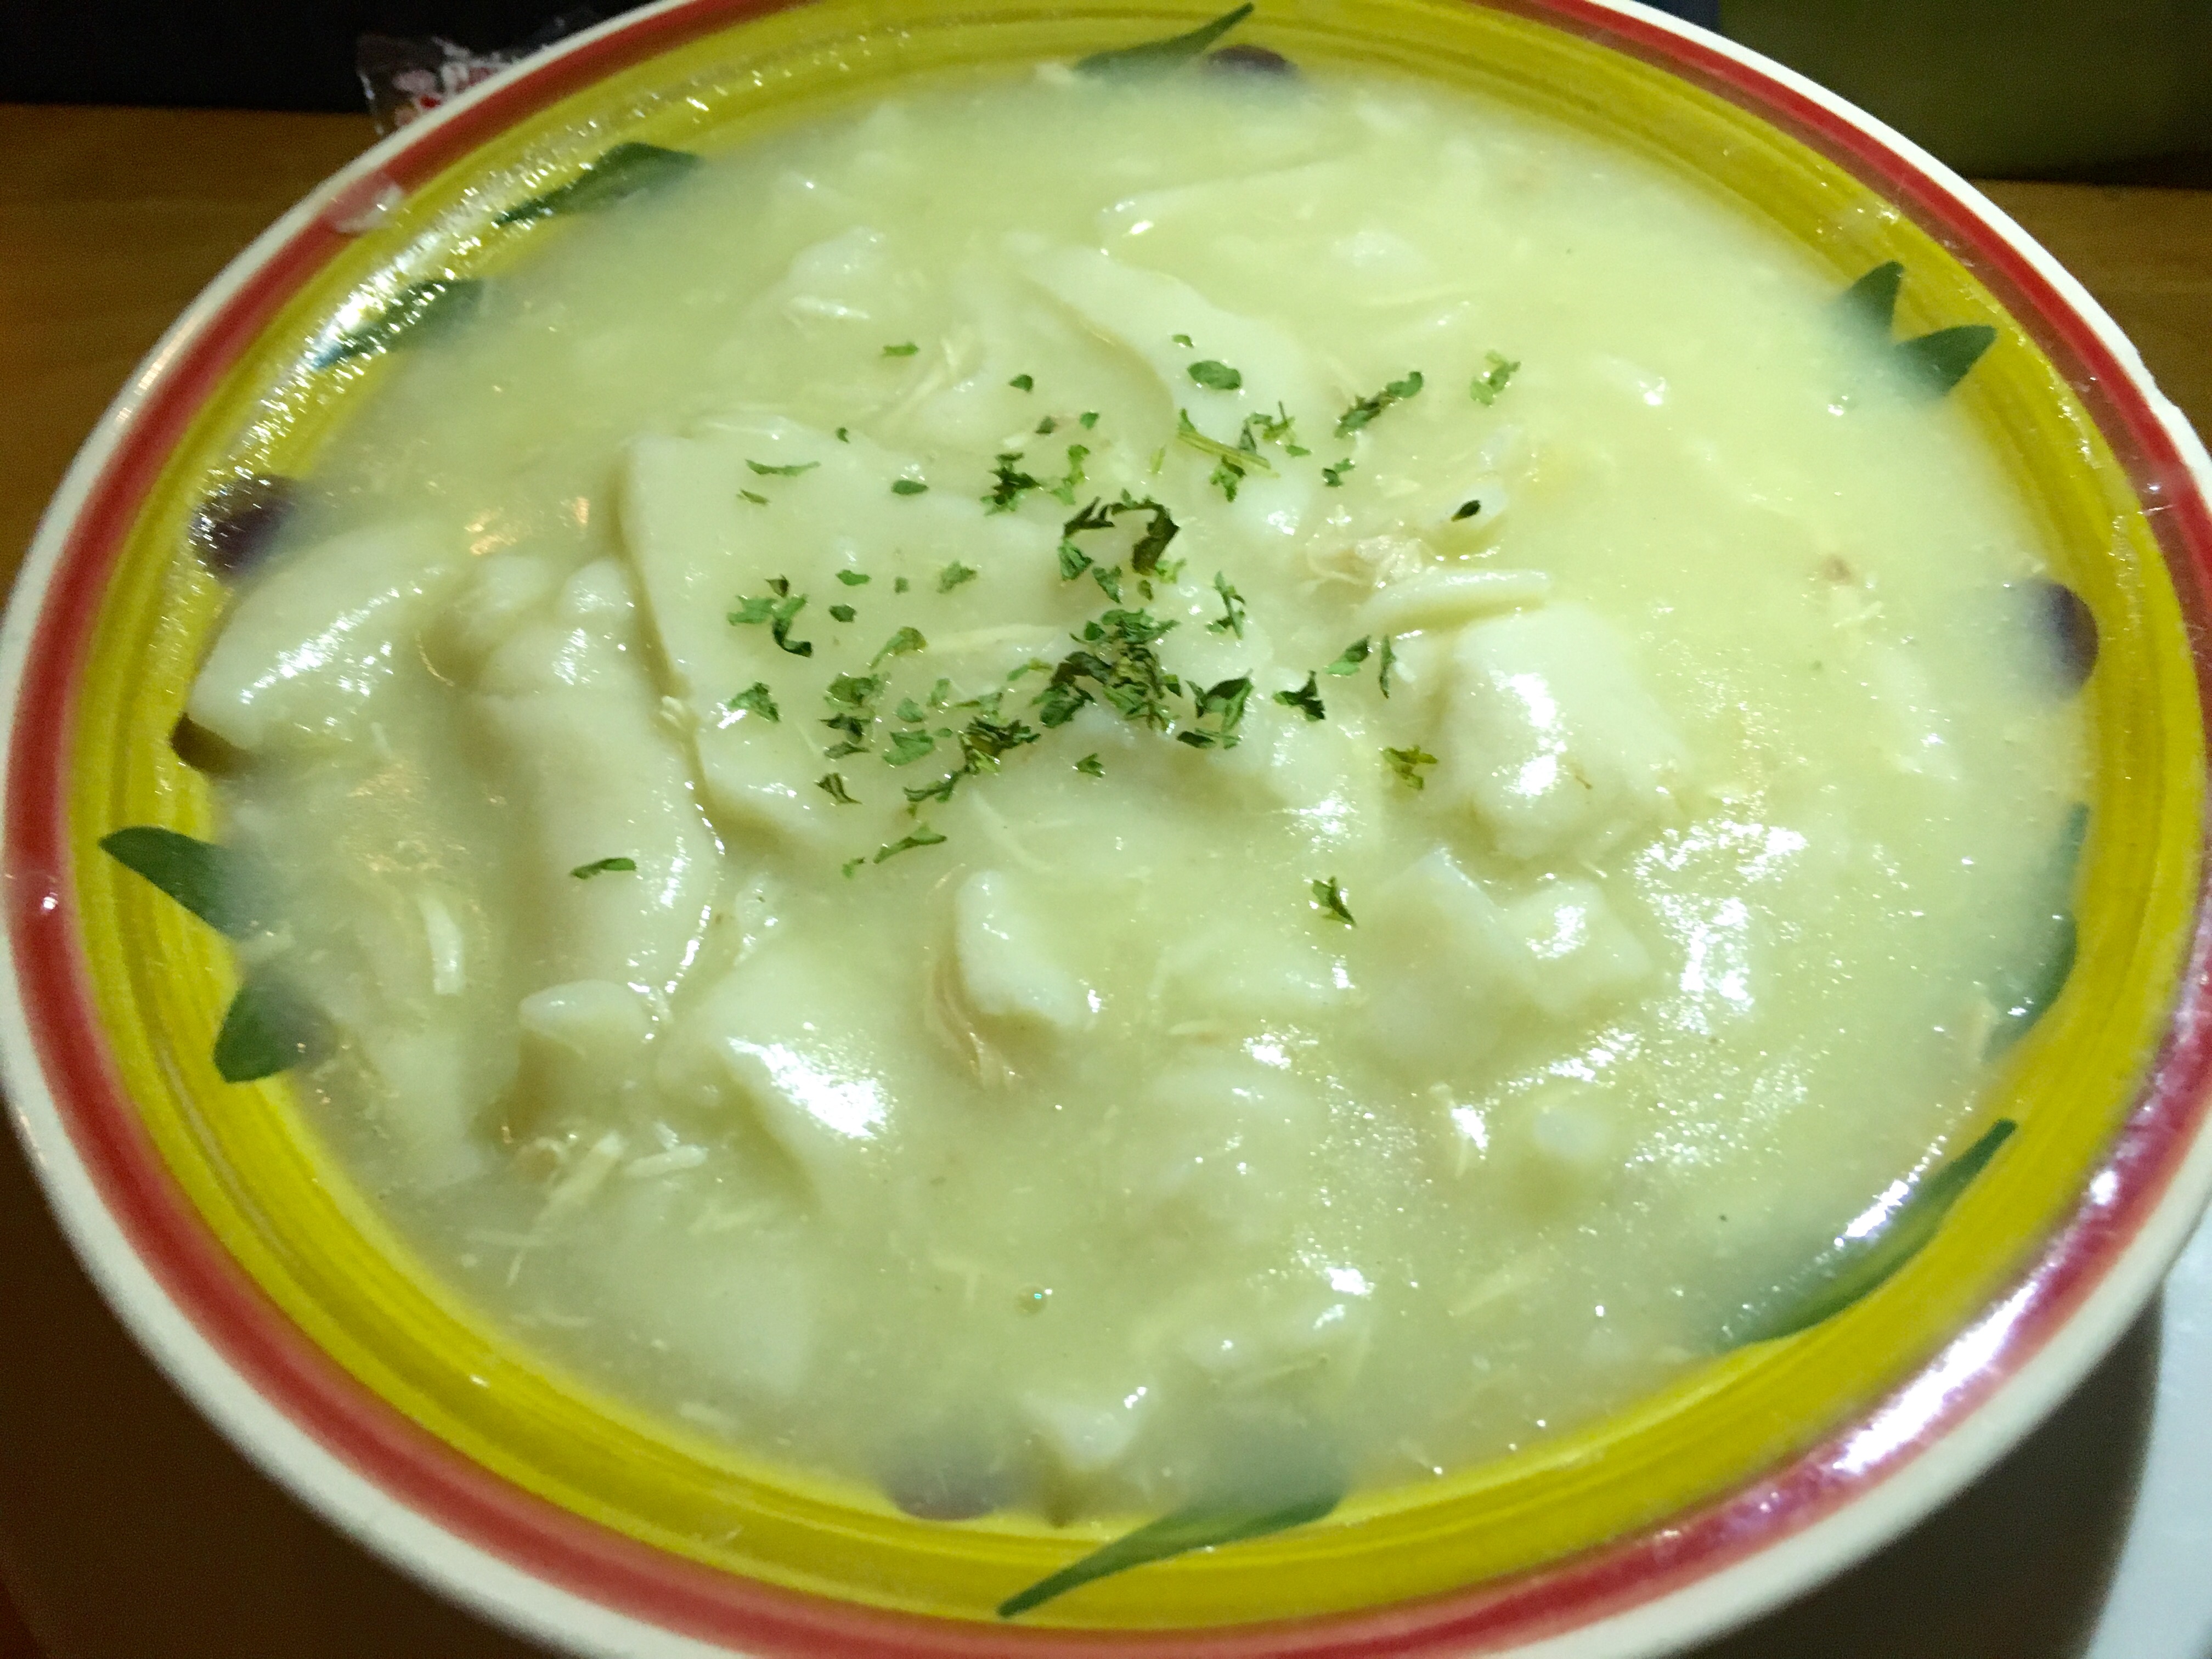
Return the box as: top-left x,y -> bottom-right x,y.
1,101 -> 2209,1659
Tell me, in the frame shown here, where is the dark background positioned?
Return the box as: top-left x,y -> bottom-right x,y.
0,0 -> 1713,112
0,1 -> 647,111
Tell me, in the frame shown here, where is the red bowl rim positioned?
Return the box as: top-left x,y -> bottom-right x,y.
5,1 -> 2212,1655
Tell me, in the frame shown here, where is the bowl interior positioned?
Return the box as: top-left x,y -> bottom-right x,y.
36,0 -> 2208,1632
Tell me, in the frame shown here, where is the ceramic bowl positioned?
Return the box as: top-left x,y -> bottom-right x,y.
6,1 -> 2212,1655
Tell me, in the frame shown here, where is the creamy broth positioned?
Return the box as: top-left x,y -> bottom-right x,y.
187,60 -> 2084,1521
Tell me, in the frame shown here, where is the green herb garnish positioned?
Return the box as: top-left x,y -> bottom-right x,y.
1048,443 -> 1091,506
1175,409 -> 1274,502
1009,373 -> 1035,391
836,571 -> 871,587
1337,370 -> 1424,436
1075,753 -> 1104,776
1452,499 -> 1483,521
874,823 -> 948,863
938,562 -> 979,594
836,426 -> 851,442
1037,415 -> 1059,435
738,489 -> 769,506
1324,637 -> 1372,676
1383,744 -> 1437,788
1172,332 -> 1195,348
1036,608 -> 1180,731
985,451 -> 1043,513
1321,458 -> 1353,487
821,672 -> 888,755
883,341 -> 919,357
885,730 -> 938,767
1176,676 -> 1252,750
1188,359 -> 1243,391
1469,351 -> 1519,406
1274,674 -> 1325,721
873,626 -> 928,667
1239,402 -> 1305,456
1080,410 -> 1101,429
891,478 -> 928,496
1310,876 -> 1355,925
816,772 -> 860,805
727,682 -> 778,721
1207,572 -> 1246,638
571,857 -> 637,879
494,142 -> 700,226
828,603 -> 856,623
1318,641 -> 1371,681
747,459 -> 818,477
1377,635 -> 1397,698
895,576 -> 912,592
728,576 -> 812,657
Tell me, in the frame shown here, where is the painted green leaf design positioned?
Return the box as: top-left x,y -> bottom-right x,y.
494,142 -> 702,226
213,967 -> 334,1084
997,1483 -> 1340,1618
1834,262 -> 1994,397
1985,802 -> 2089,1056
1741,1116 -> 2017,1344
1075,3 -> 1254,75
311,278 -> 482,368
1838,259 -> 1904,331
99,827 -> 266,938
1897,324 -> 1997,397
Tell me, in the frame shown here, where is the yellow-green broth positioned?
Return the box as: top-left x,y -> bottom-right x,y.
191,60 -> 2086,1521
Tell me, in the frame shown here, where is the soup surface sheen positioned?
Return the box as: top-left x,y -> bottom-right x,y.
191,61 -> 2084,1520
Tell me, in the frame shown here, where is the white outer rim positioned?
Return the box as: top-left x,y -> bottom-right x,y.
1,2 -> 2208,1656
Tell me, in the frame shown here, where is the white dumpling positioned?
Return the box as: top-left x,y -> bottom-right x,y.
187,520 -> 455,753
472,559 -> 721,995
1024,245 -> 1321,538
952,870 -> 1093,1033
1435,602 -> 1690,861
514,978 -> 655,1128
654,936 -> 906,1217
617,421 -> 1055,849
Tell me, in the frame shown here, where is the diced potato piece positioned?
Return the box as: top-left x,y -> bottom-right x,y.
1503,878 -> 1654,1017
1358,848 -> 1533,1077
187,520 -> 454,753
953,870 -> 1093,1033
473,560 -> 721,994
1437,603 -> 1690,860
